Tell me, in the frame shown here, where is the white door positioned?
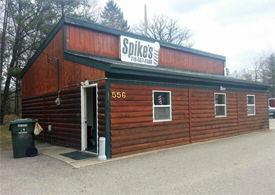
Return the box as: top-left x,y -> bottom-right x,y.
81,83 -> 98,154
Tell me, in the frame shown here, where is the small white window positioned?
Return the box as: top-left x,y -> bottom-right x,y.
153,91 -> 172,122
247,95 -> 255,115
215,93 -> 226,117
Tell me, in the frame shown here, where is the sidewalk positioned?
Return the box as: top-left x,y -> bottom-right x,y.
37,144 -> 102,168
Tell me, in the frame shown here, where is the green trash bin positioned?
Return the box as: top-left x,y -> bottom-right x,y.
9,118 -> 38,158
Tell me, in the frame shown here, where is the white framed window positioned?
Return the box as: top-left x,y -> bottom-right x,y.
153,91 -> 172,122
215,93 -> 226,117
247,95 -> 255,115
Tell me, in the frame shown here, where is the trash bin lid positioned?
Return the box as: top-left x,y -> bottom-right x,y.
9,118 -> 37,133
9,118 -> 36,125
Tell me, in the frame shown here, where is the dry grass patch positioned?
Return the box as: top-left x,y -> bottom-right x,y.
0,115 -> 21,151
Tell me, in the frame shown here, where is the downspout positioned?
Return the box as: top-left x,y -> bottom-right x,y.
40,51 -> 61,105
55,58 -> 59,95
54,57 -> 61,106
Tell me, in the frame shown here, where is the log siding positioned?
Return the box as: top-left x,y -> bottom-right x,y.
22,83 -> 106,150
109,83 -> 269,157
22,88 -> 81,149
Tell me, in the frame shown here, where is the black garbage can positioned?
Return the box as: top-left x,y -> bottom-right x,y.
9,118 -> 38,158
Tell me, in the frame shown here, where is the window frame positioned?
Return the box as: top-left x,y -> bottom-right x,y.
152,90 -> 172,122
247,95 -> 256,116
214,93 -> 227,117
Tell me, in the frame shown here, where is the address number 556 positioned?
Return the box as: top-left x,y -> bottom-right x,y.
112,92 -> 126,98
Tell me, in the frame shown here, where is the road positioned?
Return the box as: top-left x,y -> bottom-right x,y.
1,119 -> 275,195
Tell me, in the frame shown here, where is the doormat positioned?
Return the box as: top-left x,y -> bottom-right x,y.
60,151 -> 97,160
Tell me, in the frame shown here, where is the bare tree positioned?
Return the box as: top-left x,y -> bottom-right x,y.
0,0 -> 101,124
80,0 -> 101,22
239,52 -> 275,97
240,68 -> 254,81
253,57 -> 265,81
240,56 -> 265,82
133,14 -> 194,47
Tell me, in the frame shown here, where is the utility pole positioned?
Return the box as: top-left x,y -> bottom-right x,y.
61,0 -> 64,16
144,4 -> 148,37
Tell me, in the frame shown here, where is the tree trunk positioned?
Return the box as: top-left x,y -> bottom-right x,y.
0,74 -> 12,124
15,77 -> 21,115
0,0 -> 21,124
0,0 -> 9,117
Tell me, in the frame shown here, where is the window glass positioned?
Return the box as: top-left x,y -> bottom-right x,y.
154,92 -> 170,105
215,93 -> 226,117
247,95 -> 255,115
215,94 -> 225,104
154,107 -> 171,120
216,106 -> 226,116
153,91 -> 171,122
247,96 -> 255,104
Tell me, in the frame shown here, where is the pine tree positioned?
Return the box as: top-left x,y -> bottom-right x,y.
100,0 -> 130,31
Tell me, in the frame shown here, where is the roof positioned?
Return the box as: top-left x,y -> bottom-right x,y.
64,50 -> 271,91
18,16 -> 271,92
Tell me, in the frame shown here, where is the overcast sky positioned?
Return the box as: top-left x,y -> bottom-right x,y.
99,0 -> 275,75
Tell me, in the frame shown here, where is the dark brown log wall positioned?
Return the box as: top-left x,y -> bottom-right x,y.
21,28 -> 105,98
22,82 -> 107,149
109,83 -> 269,157
98,82 -> 106,138
66,25 -> 224,75
22,88 -> 81,149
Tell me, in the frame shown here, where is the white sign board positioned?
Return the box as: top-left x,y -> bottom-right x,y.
120,36 -> 160,66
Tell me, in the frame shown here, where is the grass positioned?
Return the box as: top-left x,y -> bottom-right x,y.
0,115 -> 43,151
0,114 -> 21,151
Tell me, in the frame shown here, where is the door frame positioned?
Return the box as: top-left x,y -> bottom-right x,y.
81,83 -> 98,154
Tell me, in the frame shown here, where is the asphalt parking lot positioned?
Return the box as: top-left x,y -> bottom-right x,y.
1,119 -> 275,195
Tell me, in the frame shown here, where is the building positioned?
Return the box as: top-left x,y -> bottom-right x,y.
19,16 -> 270,158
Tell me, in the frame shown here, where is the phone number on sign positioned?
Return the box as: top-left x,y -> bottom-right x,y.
131,56 -> 152,64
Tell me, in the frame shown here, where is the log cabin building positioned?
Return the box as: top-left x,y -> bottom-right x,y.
19,16 -> 270,158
